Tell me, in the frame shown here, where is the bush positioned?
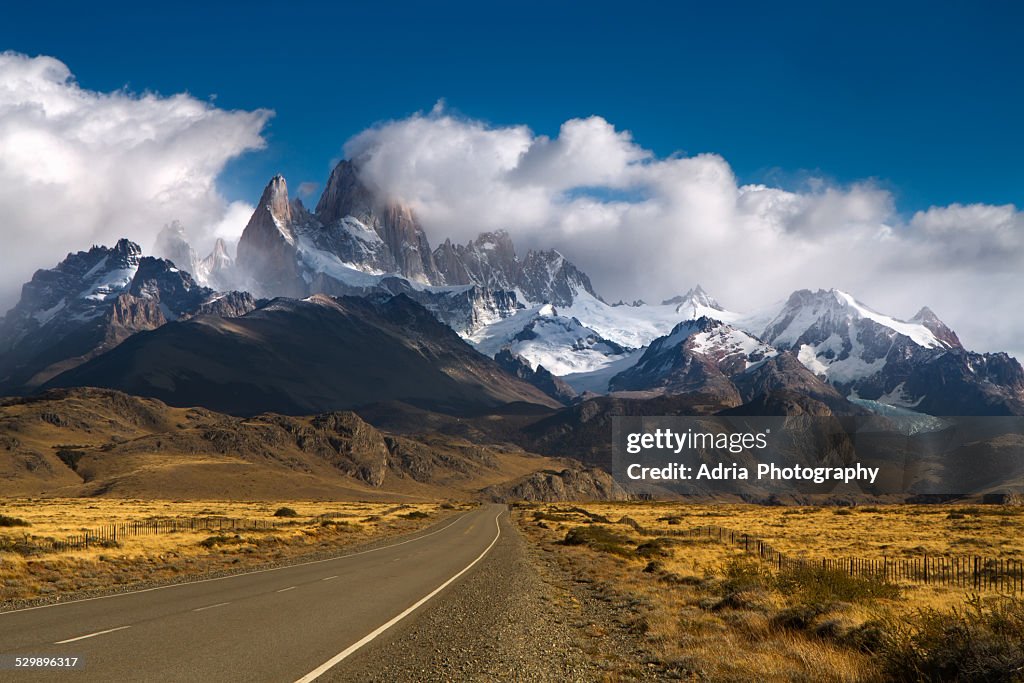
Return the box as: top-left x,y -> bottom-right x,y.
876,595 -> 1024,681
199,534 -> 245,548
400,511 -> 430,520
636,537 -> 676,558
772,602 -> 835,630
0,535 -> 43,555
775,563 -> 900,603
319,520 -> 355,529
0,514 -> 30,527
566,507 -> 612,523
721,557 -> 773,594
562,525 -> 635,557
273,507 -> 299,518
533,511 -> 575,522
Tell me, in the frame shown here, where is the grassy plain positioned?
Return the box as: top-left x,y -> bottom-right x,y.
0,498 -> 461,604
518,502 -> 1024,682
564,501 -> 1024,560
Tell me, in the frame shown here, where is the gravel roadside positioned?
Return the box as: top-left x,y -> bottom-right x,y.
330,510 -> 665,682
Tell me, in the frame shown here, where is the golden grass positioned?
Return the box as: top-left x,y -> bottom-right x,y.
567,501 -> 1024,559
517,502 -> 1024,682
0,498 -> 465,603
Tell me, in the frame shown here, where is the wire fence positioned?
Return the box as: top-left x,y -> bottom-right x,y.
36,516 -> 292,553
618,517 -> 1023,592
10,505 -> 420,555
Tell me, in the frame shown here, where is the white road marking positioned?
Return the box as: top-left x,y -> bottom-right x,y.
192,602 -> 231,612
55,625 -> 131,644
293,510 -> 504,683
321,576 -> 338,581
277,586 -> 296,593
1,512 -> 471,616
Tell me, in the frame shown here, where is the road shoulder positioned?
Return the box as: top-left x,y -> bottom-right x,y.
329,511 -> 602,682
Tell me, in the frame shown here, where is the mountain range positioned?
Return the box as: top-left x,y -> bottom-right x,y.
1,158 -> 1022,423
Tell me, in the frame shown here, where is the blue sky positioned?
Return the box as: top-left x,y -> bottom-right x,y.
3,0 -> 1021,213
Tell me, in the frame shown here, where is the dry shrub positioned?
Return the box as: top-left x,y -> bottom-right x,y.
775,564 -> 901,604
561,525 -> 635,557
873,595 -> 1024,682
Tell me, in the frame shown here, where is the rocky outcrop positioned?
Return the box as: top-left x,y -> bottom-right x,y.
433,230 -> 599,307
309,412 -> 391,486
236,175 -> 308,298
909,306 -> 962,349
315,160 -> 440,284
494,349 -> 576,404
481,466 -> 629,502
411,285 -> 522,336
518,249 -> 597,307
434,230 -> 520,291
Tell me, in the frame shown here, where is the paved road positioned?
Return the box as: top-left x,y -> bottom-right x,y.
0,504 -> 505,682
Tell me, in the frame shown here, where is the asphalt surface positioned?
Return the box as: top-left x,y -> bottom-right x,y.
0,504 -> 506,682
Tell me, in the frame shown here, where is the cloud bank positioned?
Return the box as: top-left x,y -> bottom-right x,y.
0,52 -> 270,311
2,53 -> 1019,360
346,108 -> 1024,358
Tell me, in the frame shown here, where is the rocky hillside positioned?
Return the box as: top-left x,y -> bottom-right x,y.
481,466 -> 629,502
0,388 -> 564,499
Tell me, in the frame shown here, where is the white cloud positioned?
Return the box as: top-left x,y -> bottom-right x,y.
345,106 -> 1024,358
909,203 -> 1024,266
296,181 -> 319,199
0,52 -> 270,310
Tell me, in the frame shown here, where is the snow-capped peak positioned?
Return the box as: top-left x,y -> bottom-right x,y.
652,317 -> 776,368
909,305 -> 962,348
763,288 -> 946,351
469,302 -> 631,376
662,284 -> 721,310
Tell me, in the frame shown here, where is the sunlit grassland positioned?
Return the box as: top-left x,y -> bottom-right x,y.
0,498 -> 465,603
518,502 -> 1024,682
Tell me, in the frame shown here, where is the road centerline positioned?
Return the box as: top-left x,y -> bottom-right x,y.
55,625 -> 131,644
192,602 -> 231,612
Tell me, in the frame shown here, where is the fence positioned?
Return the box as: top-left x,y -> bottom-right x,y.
618,517 -> 1024,593
41,516 -> 289,553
